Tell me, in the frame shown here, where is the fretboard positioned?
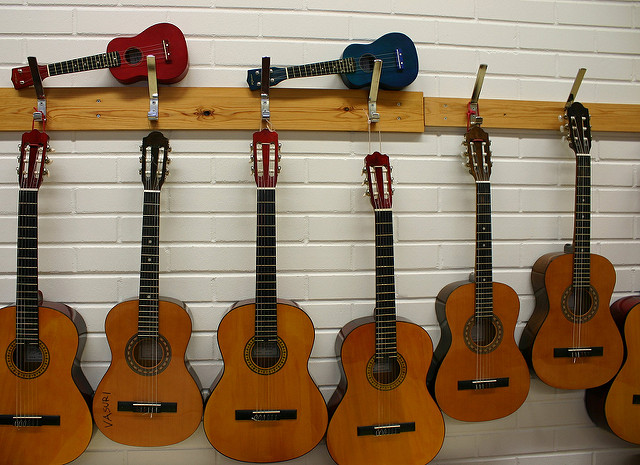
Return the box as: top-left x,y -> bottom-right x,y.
573,154 -> 591,289
47,51 -> 121,77
475,182 -> 494,319
286,57 -> 356,79
255,188 -> 277,342
138,190 -> 160,336
374,209 -> 397,359
16,189 -> 40,345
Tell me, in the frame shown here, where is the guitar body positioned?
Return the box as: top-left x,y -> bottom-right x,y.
326,317 -> 444,465
520,252 -> 623,389
586,296 -> 640,444
433,281 -> 529,421
0,302 -> 93,465
203,299 -> 328,463
340,33 -> 418,90
106,23 -> 188,85
93,297 -> 202,447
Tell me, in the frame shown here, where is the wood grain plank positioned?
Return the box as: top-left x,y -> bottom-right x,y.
424,97 -> 640,133
0,87 -> 424,132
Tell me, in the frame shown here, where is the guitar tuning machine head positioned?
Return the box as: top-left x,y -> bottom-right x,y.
364,189 -> 371,197
139,145 -> 144,152
44,156 -> 51,164
43,168 -> 49,177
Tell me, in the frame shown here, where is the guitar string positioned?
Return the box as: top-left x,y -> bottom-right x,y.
571,115 -> 589,359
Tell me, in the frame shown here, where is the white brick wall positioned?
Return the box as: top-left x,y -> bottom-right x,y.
1,1 -> 639,464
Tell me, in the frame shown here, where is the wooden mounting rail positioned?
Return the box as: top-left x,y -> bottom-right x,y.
425,97 -> 640,133
0,87 -> 424,133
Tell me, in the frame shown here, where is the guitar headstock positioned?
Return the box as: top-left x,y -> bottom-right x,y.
11,64 -> 48,90
363,152 -> 393,209
565,101 -> 592,156
140,131 -> 170,190
251,128 -> 280,188
18,129 -> 50,189
246,66 -> 287,91
463,125 -> 492,182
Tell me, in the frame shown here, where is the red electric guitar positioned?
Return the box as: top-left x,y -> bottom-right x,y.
203,128 -> 328,463
11,23 -> 188,89
326,152 -> 444,465
0,129 -> 93,464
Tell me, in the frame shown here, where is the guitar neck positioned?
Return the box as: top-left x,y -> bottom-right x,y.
16,189 -> 40,344
47,51 -> 121,77
138,190 -> 161,336
255,188 -> 277,342
573,153 -> 591,288
374,209 -> 397,359
285,57 -> 356,80
475,181 -> 494,319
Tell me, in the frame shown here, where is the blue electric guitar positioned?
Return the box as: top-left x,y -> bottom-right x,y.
246,32 -> 418,90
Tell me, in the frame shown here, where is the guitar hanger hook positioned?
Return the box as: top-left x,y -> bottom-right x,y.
565,68 -> 587,110
467,64 -> 487,130
27,56 -> 47,125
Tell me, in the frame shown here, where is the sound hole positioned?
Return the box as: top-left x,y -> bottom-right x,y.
464,315 -> 503,354
470,318 -> 497,347
124,47 -> 143,65
244,337 -> 287,375
6,340 -> 50,379
251,340 -> 280,369
562,285 -> 598,323
125,334 -> 171,376
13,343 -> 44,372
372,357 -> 401,385
366,353 -> 406,391
133,337 -> 164,368
359,53 -> 376,73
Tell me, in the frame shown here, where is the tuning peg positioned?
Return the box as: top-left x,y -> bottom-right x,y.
139,145 -> 144,152
250,166 -> 255,173
277,166 -> 281,173
165,169 -> 170,176
138,168 -> 143,175
166,158 -> 171,165
167,146 -> 172,152
139,156 -> 144,163
43,168 -> 49,176
46,145 -> 54,153
361,167 -> 366,175
17,143 -> 22,151
364,189 -> 371,197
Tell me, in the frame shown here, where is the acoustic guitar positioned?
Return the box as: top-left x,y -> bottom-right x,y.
519,101 -> 623,389
0,129 -> 93,464
430,124 -> 530,422
203,128 -> 328,463
246,32 -> 418,91
92,131 -> 203,447
325,152 -> 444,465
11,23 -> 188,89
586,296 -> 640,444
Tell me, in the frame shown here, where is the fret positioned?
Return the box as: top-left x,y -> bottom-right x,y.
286,57 -> 356,79
137,190 -> 161,335
47,51 -> 121,77
255,188 -> 278,340
373,209 -> 397,359
16,189 -> 40,344
475,183 -> 494,319
573,153 -> 591,287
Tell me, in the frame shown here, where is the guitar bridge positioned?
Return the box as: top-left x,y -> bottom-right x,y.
457,377 -> 510,390
0,415 -> 60,426
117,401 -> 177,413
395,48 -> 404,71
162,39 -> 171,63
357,422 -> 415,437
553,347 -> 603,358
235,409 -> 297,421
